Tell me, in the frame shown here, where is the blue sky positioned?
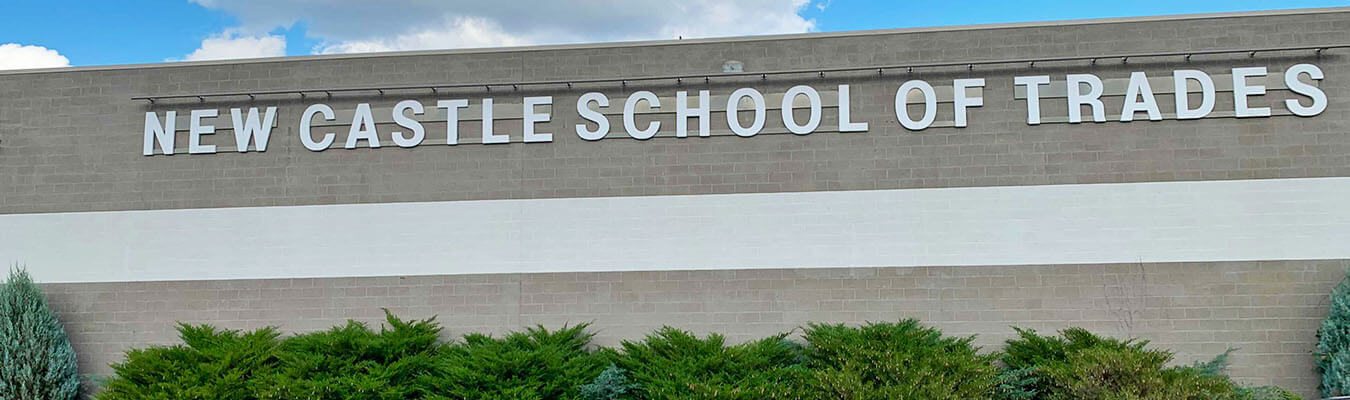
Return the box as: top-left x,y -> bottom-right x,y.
0,0 -> 1345,69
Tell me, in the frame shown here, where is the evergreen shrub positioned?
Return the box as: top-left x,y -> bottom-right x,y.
1042,345 -> 1231,400
578,365 -> 638,400
1319,271 -> 1350,397
999,327 -> 1302,400
1189,350 -> 1305,400
604,327 -> 810,400
92,315 -> 1311,400
802,319 -> 999,400
426,324 -> 606,400
0,268 -> 81,400
97,324 -> 281,400
253,310 -> 444,400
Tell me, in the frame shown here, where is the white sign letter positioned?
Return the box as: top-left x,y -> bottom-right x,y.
676,90 -> 710,138
838,85 -> 868,132
895,80 -> 936,131
437,99 -> 468,145
143,111 -> 176,156
1015,76 -> 1050,125
1066,74 -> 1105,123
188,109 -> 217,154
345,103 -> 380,149
482,98 -> 509,144
392,100 -> 425,148
1120,72 -> 1162,122
726,88 -> 766,137
1173,70 -> 1215,120
230,107 -> 276,152
523,96 -> 553,143
1232,67 -> 1270,118
300,104 -> 336,151
952,78 -> 984,128
576,92 -> 610,141
624,91 -> 660,140
782,85 -> 822,135
1285,63 -> 1327,117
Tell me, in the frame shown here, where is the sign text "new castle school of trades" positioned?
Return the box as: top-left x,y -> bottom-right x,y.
142,64 -> 1328,156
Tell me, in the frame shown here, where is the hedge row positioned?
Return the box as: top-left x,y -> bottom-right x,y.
97,311 -> 1300,400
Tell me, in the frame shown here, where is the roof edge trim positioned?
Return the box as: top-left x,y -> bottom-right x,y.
3,6 -> 1347,76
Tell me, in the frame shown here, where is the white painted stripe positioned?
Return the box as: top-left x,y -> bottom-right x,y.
6,177 -> 1350,283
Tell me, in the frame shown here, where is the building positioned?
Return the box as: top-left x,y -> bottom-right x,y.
2,7 -> 1348,396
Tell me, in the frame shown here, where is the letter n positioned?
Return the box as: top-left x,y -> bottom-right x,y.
144,111 -> 176,155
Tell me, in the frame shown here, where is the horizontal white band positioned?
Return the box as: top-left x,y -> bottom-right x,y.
8,177 -> 1349,283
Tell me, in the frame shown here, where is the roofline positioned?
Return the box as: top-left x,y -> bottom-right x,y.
4,6 -> 1349,76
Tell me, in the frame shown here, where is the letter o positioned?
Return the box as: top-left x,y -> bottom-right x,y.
895,80 -> 937,131
781,85 -> 821,135
726,88 -> 766,137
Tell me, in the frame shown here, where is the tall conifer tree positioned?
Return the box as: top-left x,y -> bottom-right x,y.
1319,271 -> 1350,398
0,268 -> 80,400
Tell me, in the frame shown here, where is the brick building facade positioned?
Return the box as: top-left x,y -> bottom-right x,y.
2,8 -> 1349,396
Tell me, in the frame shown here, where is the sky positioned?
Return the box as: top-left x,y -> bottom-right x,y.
0,0 -> 1346,70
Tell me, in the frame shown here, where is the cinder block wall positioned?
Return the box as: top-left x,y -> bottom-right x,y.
3,9 -> 1349,397
43,260 -> 1350,393
1,11 -> 1347,213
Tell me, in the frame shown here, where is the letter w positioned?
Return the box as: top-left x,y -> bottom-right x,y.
231,107 -> 277,152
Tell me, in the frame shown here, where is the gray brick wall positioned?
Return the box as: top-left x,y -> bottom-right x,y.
44,260 -> 1349,396
5,9 -> 1350,398
0,11 -> 1346,214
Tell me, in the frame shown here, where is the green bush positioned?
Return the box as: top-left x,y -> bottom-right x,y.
253,311 -> 444,400
1000,327 -> 1144,398
999,327 -> 1298,400
98,316 -> 606,400
1187,350 -> 1305,400
0,268 -> 81,400
424,324 -> 606,400
97,324 -> 281,400
1319,271 -> 1350,397
993,368 -> 1038,400
1235,386 -> 1303,400
578,365 -> 638,400
803,320 -> 999,400
93,316 -> 1309,400
605,327 -> 810,399
1043,345 -> 1232,400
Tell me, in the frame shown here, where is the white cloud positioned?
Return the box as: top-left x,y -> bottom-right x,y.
0,43 -> 70,70
316,16 -> 529,54
181,33 -> 286,61
190,0 -> 814,55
